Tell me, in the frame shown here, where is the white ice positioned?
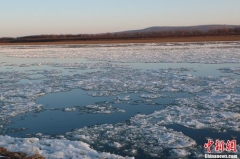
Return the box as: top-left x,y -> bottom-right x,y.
0,135 -> 133,159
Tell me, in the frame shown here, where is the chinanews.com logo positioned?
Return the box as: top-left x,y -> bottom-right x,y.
204,139 -> 238,158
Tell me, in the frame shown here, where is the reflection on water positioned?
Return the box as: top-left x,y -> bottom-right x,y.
7,89 -> 167,136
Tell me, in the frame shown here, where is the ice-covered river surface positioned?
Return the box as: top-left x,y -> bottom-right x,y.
0,42 -> 240,159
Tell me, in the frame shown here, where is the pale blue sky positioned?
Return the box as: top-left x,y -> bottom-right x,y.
0,0 -> 239,37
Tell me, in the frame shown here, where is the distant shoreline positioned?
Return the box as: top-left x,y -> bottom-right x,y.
1,36 -> 240,45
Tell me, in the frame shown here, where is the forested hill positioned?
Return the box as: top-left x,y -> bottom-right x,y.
1,25 -> 240,43
118,25 -> 239,33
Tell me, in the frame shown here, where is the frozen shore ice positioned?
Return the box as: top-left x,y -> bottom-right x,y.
0,135 -> 134,159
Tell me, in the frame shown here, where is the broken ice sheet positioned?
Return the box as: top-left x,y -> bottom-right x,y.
1,42 -> 240,158
148,105 -> 240,130
0,71 -> 28,83
176,93 -> 240,112
3,42 -> 240,63
67,121 -> 196,157
0,70 -> 68,124
0,60 -> 239,128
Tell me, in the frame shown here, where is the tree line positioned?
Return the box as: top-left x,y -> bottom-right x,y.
1,27 -> 240,43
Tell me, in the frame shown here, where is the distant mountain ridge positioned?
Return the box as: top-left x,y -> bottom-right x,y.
1,24 -> 240,43
117,25 -> 240,33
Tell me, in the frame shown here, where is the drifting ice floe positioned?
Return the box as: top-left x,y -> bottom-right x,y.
83,104 -> 126,114
62,107 -> 77,112
117,95 -> 131,101
140,93 -> 163,99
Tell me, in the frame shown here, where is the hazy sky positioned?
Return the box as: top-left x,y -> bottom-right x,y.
1,0 -> 240,37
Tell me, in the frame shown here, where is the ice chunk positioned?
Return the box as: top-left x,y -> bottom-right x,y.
109,142 -> 122,148
117,95 -> 131,101
140,93 -> 163,99
169,149 -> 190,158
88,91 -> 118,97
62,108 -> 77,112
